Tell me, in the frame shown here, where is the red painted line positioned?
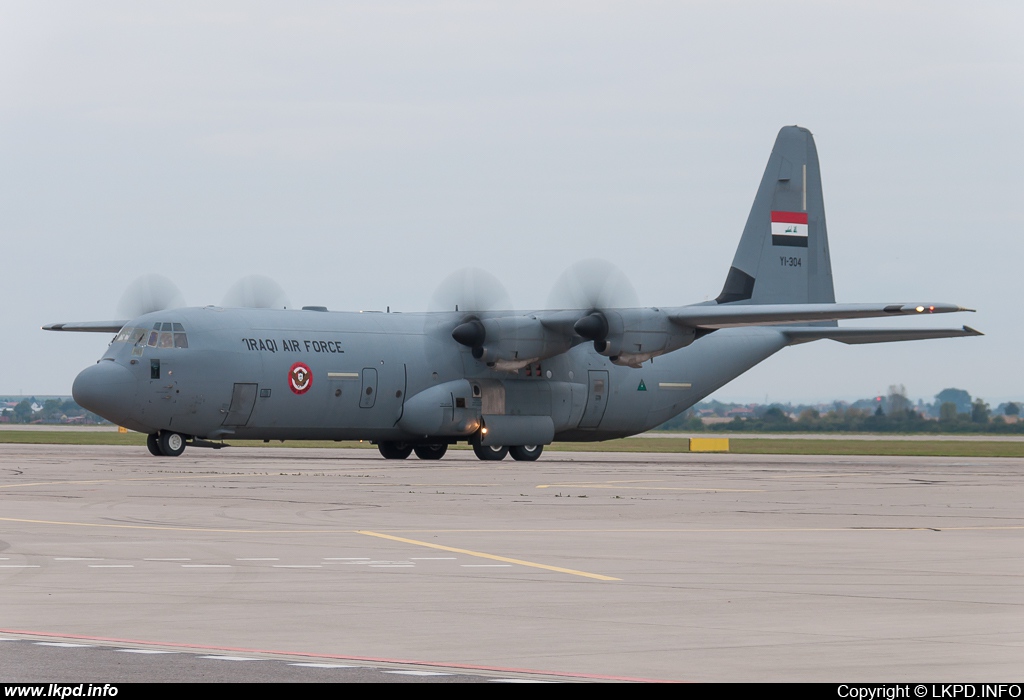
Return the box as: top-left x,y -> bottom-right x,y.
770,210 -> 808,224
0,628 -> 678,683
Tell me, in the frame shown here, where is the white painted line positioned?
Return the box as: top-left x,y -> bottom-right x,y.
385,671 -> 452,676
181,564 -> 231,568
322,557 -> 370,560
54,557 -> 103,561
490,679 -> 552,683
145,558 -> 191,561
116,649 -> 177,654
460,564 -> 512,568
272,565 -> 322,568
327,372 -> 360,378
0,565 -> 40,568
35,643 -> 92,648
198,656 -> 262,661
89,565 -> 134,568
370,564 -> 414,568
409,557 -> 457,560
236,558 -> 279,561
658,382 -> 692,389
0,558 -> 9,560
288,663 -> 359,669
0,638 -> 19,641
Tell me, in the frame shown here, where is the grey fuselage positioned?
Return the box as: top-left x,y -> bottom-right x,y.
75,305 -> 787,443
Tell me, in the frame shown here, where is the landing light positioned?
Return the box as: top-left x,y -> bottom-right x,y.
915,306 -> 925,313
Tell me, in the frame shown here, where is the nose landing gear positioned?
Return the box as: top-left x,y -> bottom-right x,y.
147,431 -> 187,457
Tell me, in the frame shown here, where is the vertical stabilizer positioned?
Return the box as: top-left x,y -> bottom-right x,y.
716,126 -> 835,307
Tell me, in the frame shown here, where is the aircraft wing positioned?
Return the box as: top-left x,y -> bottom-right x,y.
781,325 -> 983,345
42,321 -> 129,333
669,302 -> 972,329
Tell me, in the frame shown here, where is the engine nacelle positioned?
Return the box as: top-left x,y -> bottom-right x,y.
452,315 -> 574,371
575,308 -> 697,367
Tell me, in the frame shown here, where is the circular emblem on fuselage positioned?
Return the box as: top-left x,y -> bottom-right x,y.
289,362 -> 313,395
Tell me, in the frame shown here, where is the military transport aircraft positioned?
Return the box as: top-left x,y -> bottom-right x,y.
46,126 -> 980,461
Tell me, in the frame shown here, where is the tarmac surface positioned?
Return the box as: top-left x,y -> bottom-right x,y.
1,444 -> 1021,682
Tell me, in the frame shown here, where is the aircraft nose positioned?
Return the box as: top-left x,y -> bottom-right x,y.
72,361 -> 137,425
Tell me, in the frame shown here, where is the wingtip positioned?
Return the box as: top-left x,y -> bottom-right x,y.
962,325 -> 984,336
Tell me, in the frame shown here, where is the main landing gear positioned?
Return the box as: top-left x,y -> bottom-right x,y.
375,441 -> 542,461
377,441 -> 451,460
471,443 -> 543,461
147,431 -> 187,457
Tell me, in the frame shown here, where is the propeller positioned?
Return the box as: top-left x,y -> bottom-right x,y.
427,268 -> 512,359
222,275 -> 290,309
428,267 -> 512,313
545,259 -> 639,311
116,274 -> 186,318
546,259 -> 640,354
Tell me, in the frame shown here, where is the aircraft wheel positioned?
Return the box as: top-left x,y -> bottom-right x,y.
146,434 -> 163,457
378,441 -> 413,460
158,431 -> 186,457
509,445 -> 543,461
472,443 -> 508,461
413,444 -> 448,460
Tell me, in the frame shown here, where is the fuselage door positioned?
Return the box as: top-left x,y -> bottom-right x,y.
222,382 -> 258,426
359,368 -> 378,408
578,370 -> 609,429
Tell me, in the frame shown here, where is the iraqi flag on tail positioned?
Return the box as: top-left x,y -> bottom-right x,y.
771,211 -> 808,248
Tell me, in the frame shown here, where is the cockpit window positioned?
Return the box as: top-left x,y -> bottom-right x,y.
114,322 -> 189,349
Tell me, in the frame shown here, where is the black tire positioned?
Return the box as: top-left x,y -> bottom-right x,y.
158,431 -> 186,457
378,441 -> 413,460
413,444 -> 448,460
509,445 -> 543,461
472,443 -> 508,461
147,434 -> 163,457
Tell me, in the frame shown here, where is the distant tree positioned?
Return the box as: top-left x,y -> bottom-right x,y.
797,408 -> 820,424
971,399 -> 991,424
939,402 -> 958,422
12,399 -> 32,423
762,407 -> 792,424
1002,402 -> 1020,416
887,385 -> 911,415
935,388 -> 972,415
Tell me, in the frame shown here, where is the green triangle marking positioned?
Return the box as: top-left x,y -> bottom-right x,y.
637,379 -> 647,391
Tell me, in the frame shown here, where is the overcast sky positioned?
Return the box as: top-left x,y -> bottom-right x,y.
2,1 -> 1020,404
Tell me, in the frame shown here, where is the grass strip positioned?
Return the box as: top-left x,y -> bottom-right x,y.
1,431 -> 1022,457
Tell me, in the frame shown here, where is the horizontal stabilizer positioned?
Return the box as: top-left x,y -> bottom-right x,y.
43,321 -> 129,333
670,302 -> 972,329
783,325 -> 983,345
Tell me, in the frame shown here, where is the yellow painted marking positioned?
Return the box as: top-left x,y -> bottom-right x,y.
0,474 -> 272,490
0,517 -> 1021,534
536,483 -> 761,493
356,530 -> 620,581
0,517 -> 348,534
327,372 -> 359,379
657,382 -> 692,389
689,438 -> 730,452
767,473 -> 872,479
